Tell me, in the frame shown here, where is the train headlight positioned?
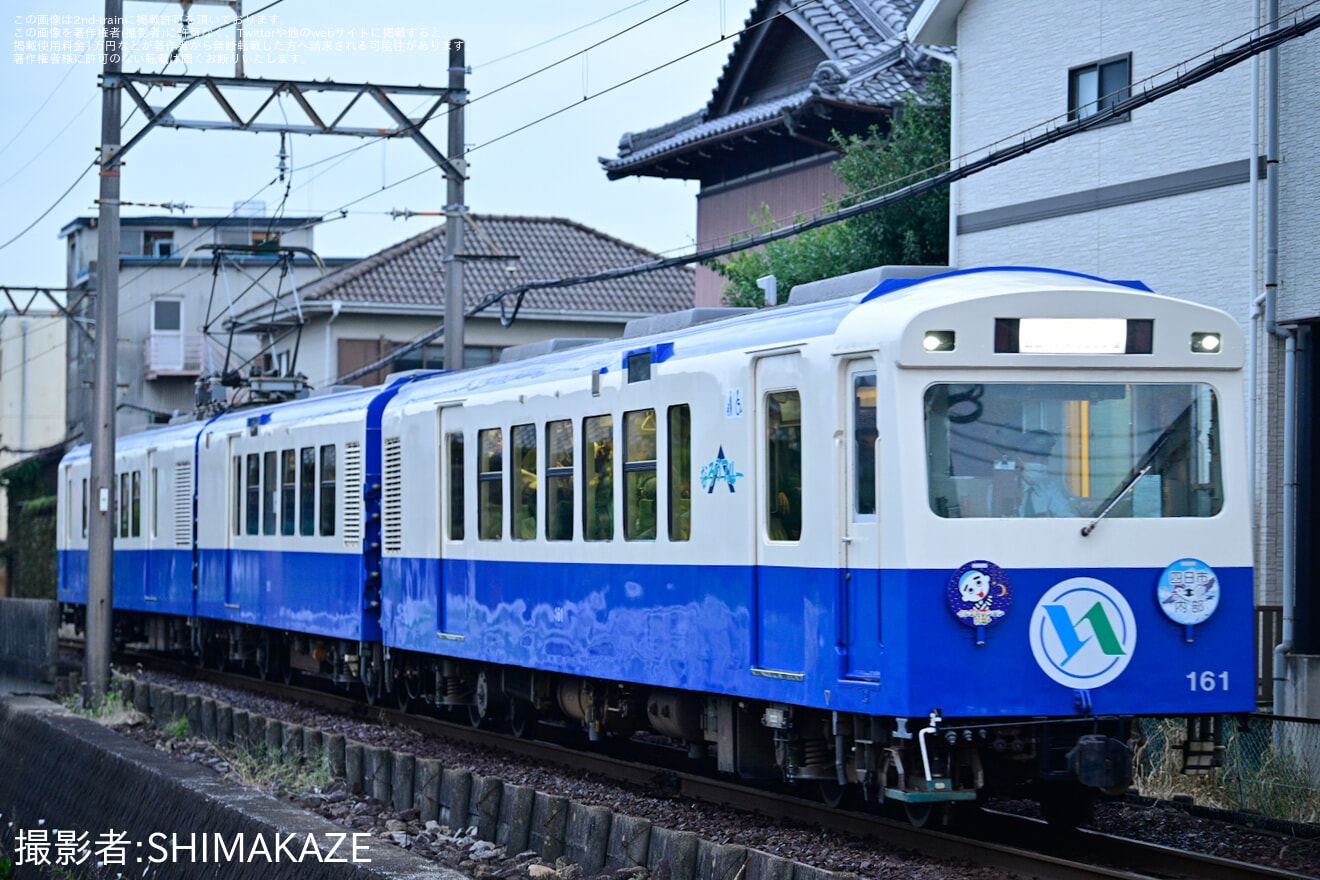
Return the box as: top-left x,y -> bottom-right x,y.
1191,332 -> 1221,353
923,330 -> 956,352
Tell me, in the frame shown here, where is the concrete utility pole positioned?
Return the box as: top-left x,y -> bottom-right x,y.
86,0 -> 123,704
443,40 -> 467,371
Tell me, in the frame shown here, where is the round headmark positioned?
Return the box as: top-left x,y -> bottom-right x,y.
946,560 -> 1012,629
1029,578 -> 1137,689
1157,558 -> 1219,626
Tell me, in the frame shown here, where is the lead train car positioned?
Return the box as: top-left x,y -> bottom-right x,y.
57,268 -> 1253,818
377,267 -> 1252,813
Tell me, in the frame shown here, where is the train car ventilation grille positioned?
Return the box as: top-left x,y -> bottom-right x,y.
342,440 -> 364,546
173,460 -> 192,547
382,437 -> 403,553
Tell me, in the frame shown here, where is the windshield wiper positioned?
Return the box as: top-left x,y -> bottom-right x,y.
1080,402 -> 1193,537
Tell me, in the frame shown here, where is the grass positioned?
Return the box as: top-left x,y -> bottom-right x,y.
1134,717 -> 1320,824
223,742 -> 336,796
65,677 -> 136,725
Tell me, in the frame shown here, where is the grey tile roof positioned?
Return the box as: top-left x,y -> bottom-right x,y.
603,0 -> 936,175
236,215 -> 694,324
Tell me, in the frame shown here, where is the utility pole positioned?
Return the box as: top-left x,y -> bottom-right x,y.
443,40 -> 467,371
87,0 -> 123,704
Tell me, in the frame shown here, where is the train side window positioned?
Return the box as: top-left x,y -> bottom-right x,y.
262,451 -> 277,535
512,424 -> 537,540
447,432 -> 465,541
280,450 -> 296,536
624,409 -> 657,541
767,391 -> 802,541
246,454 -> 260,535
584,415 -> 614,541
319,445 -> 336,536
545,419 -> 573,541
119,473 -> 129,538
854,373 -> 878,517
478,428 -> 504,540
668,405 -> 691,541
299,447 -> 315,536
81,478 -> 88,538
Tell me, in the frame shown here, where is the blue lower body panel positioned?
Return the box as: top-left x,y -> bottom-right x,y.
58,548 -> 193,617
381,558 -> 1255,720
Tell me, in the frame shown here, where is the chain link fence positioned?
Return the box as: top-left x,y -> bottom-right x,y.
1135,715 -> 1320,824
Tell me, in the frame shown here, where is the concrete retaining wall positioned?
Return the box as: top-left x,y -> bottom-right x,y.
0,695 -> 452,880
0,597 -> 57,681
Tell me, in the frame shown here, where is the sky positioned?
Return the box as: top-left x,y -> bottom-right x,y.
0,0 -> 744,291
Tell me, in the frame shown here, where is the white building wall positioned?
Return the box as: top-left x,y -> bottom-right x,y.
1277,0 -> 1320,323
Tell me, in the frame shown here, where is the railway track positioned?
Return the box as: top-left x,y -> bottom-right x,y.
91,646 -> 1305,880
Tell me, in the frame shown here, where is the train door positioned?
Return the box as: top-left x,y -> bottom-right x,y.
438,405 -> 467,640
224,435 -> 238,608
144,449 -> 157,602
840,360 -> 882,681
753,353 -> 807,677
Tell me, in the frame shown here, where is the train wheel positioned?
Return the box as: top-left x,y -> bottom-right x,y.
902,802 -> 935,828
817,779 -> 846,809
508,699 -> 537,739
467,704 -> 486,729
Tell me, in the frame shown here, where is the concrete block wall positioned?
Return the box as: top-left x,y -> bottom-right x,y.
0,597 -> 57,681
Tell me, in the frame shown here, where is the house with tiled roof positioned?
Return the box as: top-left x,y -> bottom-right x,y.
602,0 -> 942,305
230,215 -> 695,387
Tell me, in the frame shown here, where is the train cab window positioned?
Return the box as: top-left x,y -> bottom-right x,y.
924,383 -> 1225,519
512,424 -> 537,540
479,429 -> 504,540
280,450 -> 296,536
766,391 -> 802,541
81,478 -> 88,538
299,448 -> 315,536
546,420 -> 573,541
262,451 -> 277,535
854,374 -> 878,517
584,415 -> 614,541
130,471 -> 141,538
246,454 -> 260,535
119,473 -> 129,538
319,445 -> 336,536
232,457 -> 241,536
447,432 -> 465,541
624,409 -> 657,541
668,405 -> 691,541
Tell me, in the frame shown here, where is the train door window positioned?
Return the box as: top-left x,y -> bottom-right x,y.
262,451 -> 277,535
584,415 -> 614,541
853,373 -> 878,517
668,405 -> 691,541
131,471 -> 141,537
152,467 -> 160,538
511,424 -> 537,540
246,454 -> 260,534
81,478 -> 88,538
231,457 -> 241,536
478,428 -> 504,540
119,473 -> 129,537
545,420 -> 573,541
299,447 -> 315,536
280,450 -> 296,536
447,432 -> 464,541
766,391 -> 802,541
624,409 -> 657,541
319,445 -> 336,536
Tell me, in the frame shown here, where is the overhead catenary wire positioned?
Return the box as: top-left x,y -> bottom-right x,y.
335,4 -> 1320,385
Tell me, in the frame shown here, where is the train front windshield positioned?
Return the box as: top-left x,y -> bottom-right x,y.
924,383 -> 1223,519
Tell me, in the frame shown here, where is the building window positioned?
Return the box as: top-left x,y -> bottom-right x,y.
143,231 -> 174,257
1069,55 -> 1130,122
152,299 -> 182,332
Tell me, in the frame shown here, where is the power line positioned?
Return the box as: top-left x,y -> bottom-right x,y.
473,0 -> 659,70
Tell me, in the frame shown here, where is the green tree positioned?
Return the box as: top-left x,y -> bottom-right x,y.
711,66 -> 951,307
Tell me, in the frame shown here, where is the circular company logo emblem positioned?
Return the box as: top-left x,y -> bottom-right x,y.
1029,578 -> 1137,689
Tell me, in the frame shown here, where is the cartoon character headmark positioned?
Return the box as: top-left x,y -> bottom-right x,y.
946,560 -> 1012,633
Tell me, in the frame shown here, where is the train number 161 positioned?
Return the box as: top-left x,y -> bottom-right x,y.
1187,671 -> 1229,691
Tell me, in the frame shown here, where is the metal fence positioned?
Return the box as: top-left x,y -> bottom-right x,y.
1136,714 -> 1320,824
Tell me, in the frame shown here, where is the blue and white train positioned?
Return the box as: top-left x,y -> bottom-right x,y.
58,267 -> 1254,821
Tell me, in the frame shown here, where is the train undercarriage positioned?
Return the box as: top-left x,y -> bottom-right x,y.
83,610 -> 1181,827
